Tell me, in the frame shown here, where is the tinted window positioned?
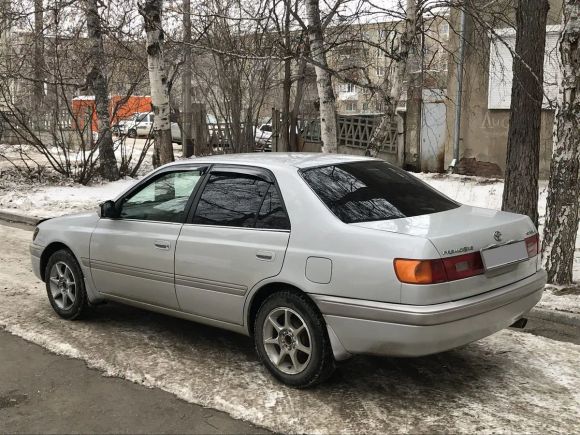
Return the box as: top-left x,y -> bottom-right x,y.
301,161 -> 459,223
193,172 -> 271,227
120,170 -> 203,223
256,186 -> 290,230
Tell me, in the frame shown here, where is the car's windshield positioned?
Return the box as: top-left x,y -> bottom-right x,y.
300,161 -> 459,224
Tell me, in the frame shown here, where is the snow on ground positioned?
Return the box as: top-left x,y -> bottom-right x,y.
538,286 -> 580,315
0,225 -> 579,433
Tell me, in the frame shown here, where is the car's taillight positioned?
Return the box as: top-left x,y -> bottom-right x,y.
442,252 -> 484,281
394,259 -> 447,284
525,233 -> 539,258
394,252 -> 484,285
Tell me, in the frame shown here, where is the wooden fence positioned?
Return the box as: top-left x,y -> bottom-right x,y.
297,114 -> 398,154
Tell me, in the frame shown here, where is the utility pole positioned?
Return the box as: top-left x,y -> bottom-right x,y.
451,7 -> 466,172
33,0 -> 44,112
404,0 -> 422,170
181,0 -> 193,157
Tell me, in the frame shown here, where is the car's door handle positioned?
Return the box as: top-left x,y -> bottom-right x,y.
154,240 -> 171,250
256,250 -> 274,261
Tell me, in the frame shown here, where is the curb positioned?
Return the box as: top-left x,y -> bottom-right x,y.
0,210 -> 43,227
528,307 -> 580,327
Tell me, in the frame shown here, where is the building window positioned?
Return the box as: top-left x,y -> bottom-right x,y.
378,29 -> 387,40
346,102 -> 357,112
440,22 -> 449,38
375,101 -> 384,112
377,66 -> 385,77
342,83 -> 356,93
362,102 -> 369,111
488,25 -> 560,109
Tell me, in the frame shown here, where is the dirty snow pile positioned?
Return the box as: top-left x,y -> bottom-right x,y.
0,175 -> 138,218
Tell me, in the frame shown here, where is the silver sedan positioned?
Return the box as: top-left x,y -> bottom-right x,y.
30,153 -> 546,388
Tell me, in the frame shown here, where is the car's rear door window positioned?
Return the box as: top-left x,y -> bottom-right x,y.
300,161 -> 459,223
192,171 -> 290,229
256,185 -> 290,230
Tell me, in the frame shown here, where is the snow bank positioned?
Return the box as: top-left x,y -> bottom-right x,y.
0,178 -> 138,218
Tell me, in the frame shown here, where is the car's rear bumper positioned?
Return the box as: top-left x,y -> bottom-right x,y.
312,269 -> 546,359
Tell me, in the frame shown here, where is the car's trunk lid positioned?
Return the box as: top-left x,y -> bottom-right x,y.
352,205 -> 539,304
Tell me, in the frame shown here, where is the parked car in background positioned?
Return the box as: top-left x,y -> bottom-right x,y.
30,153 -> 545,388
115,112 -> 182,143
254,124 -> 272,150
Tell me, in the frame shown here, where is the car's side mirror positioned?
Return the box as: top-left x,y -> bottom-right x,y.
98,200 -> 119,219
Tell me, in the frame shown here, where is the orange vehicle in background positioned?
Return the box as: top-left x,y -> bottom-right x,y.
71,95 -> 152,132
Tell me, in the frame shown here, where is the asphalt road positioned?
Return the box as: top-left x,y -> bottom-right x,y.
1,221 -> 579,433
0,330 -> 264,434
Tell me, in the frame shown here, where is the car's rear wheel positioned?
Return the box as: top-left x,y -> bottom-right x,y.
127,128 -> 137,138
254,291 -> 335,388
45,250 -> 88,320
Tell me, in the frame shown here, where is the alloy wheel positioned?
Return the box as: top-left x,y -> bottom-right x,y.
49,261 -> 76,310
262,307 -> 312,375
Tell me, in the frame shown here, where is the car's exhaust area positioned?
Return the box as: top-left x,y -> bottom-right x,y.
510,317 -> 528,329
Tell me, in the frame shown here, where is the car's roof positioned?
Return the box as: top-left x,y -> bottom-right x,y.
169,152 -> 377,170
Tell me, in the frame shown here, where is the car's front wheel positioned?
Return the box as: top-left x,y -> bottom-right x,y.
127,128 -> 137,138
254,291 -> 335,388
45,250 -> 88,320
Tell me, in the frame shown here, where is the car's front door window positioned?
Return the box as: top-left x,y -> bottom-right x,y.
119,170 -> 203,223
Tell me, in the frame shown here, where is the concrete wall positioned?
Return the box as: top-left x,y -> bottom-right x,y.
444,1 -> 562,179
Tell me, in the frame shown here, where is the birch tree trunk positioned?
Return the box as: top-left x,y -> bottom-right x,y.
139,0 -> 174,167
367,0 -> 418,156
305,0 -> 337,153
501,0 -> 549,227
542,0 -> 580,285
85,0 -> 119,181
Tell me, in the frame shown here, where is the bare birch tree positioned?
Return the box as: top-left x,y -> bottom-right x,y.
85,0 -> 120,181
139,0 -> 174,166
305,0 -> 338,153
542,0 -> 580,286
367,0 -> 419,157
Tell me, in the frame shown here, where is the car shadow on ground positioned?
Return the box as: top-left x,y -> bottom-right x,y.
81,300 -> 506,394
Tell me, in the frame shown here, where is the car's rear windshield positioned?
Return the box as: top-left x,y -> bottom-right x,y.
300,161 -> 459,223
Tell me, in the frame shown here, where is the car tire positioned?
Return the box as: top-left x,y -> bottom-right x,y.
45,249 -> 89,320
127,129 -> 137,138
254,290 -> 335,388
